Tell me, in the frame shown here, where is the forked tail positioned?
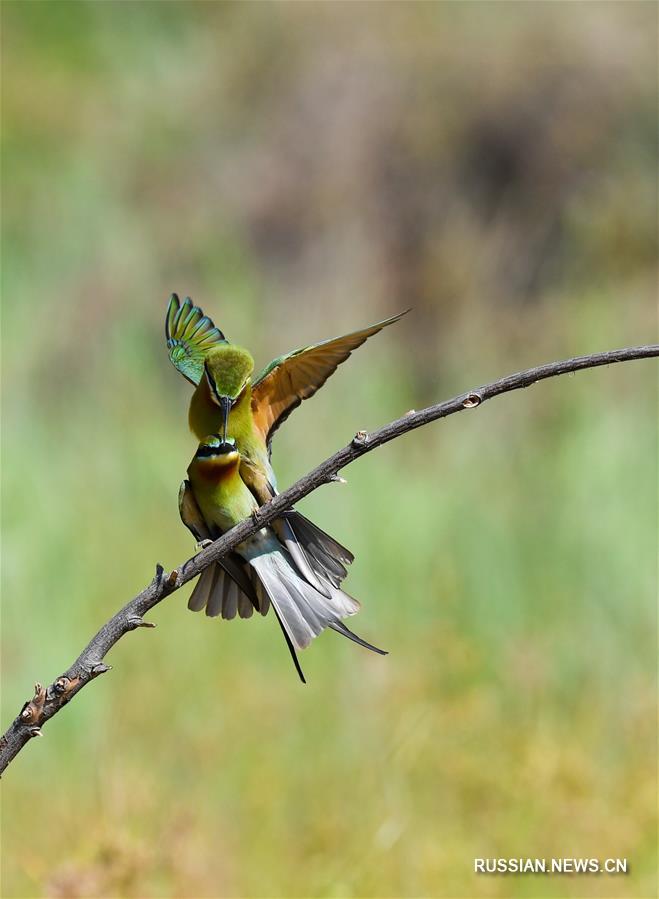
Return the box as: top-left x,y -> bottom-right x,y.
247,549 -> 386,683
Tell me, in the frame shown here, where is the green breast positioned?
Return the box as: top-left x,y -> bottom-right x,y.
191,462 -> 255,532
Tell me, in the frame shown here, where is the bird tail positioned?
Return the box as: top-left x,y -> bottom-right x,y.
247,549 -> 386,683
188,559 -> 260,620
281,510 -> 354,589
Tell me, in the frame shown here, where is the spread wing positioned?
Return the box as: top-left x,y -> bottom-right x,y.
165,294 -> 228,386
251,310 -> 408,445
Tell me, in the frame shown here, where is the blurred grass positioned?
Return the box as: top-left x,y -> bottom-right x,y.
1,3 -> 657,898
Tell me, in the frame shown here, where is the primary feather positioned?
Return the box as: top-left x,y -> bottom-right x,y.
250,310 -> 410,447
166,294 -> 228,386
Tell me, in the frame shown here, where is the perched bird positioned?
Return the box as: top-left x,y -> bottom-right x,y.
180,435 -> 386,681
166,294 -> 407,591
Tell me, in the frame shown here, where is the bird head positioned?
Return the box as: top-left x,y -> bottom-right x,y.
203,346 -> 255,442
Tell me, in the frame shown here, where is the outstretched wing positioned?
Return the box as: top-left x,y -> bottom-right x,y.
165,294 -> 228,386
250,310 -> 409,445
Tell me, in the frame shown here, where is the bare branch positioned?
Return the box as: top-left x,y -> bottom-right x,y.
2,344 -> 657,775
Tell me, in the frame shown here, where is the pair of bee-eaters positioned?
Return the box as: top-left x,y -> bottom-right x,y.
167,294 -> 406,681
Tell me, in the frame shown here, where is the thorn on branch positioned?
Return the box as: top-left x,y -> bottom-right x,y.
90,664 -> 111,678
166,569 -> 178,589
153,564 -> 177,593
352,430 -> 369,447
127,615 -> 156,630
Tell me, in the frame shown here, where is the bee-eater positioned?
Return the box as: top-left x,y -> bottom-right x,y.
166,295 -> 406,591
180,436 -> 386,681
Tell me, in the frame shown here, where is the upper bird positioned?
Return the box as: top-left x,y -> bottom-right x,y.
166,293 -> 407,593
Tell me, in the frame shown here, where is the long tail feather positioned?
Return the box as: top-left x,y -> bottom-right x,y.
276,516 -> 332,597
268,604 -> 307,684
283,510 -> 354,589
328,621 -> 388,655
246,549 -> 382,681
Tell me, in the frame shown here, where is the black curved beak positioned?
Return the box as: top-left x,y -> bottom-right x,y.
217,395 -> 232,443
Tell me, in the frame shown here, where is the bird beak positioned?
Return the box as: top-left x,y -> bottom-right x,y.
218,395 -> 232,443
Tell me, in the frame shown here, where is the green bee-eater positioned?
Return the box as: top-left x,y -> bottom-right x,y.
166,294 -> 406,593
180,436 -> 386,681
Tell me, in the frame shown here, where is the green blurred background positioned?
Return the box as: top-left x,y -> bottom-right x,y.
2,3 -> 656,897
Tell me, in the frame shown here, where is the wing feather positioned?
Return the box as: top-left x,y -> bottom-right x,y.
178,480 -> 211,542
251,310 -> 408,445
165,294 -> 228,386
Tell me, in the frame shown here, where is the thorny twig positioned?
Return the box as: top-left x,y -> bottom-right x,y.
1,344 -> 657,775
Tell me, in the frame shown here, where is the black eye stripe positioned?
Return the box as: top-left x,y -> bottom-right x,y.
197,444 -> 219,458
204,364 -> 249,405
196,436 -> 237,458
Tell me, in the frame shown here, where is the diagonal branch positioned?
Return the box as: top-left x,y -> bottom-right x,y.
2,344 -> 657,775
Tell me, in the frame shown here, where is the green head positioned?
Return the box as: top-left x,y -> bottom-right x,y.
203,345 -> 255,442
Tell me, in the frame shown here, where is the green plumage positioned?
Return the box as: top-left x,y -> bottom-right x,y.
167,294 -> 406,668
181,437 -> 386,681
166,294 -> 227,385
